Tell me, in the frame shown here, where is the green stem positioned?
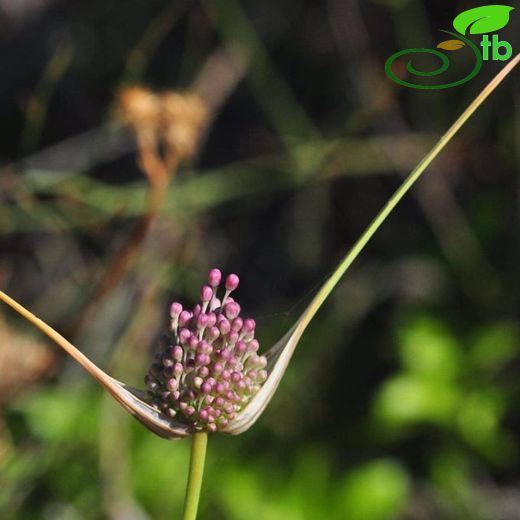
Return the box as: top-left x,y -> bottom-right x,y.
182,432 -> 208,520
19,43 -> 73,156
299,53 -> 520,329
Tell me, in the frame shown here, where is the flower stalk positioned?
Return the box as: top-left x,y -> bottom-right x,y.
182,432 -> 208,520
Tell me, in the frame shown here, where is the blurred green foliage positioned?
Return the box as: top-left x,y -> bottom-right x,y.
3,385 -> 412,520
374,315 -> 518,464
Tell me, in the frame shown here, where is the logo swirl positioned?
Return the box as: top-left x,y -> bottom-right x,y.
385,31 -> 482,90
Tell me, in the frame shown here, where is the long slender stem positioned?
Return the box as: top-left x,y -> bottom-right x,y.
228,55 -> 520,436
299,53 -> 520,330
182,432 -> 208,520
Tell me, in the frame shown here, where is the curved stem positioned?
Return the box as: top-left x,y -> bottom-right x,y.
227,53 -> 520,435
298,52 -> 520,331
0,290 -> 108,383
182,432 -> 208,520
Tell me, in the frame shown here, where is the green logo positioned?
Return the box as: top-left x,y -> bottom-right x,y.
385,5 -> 514,90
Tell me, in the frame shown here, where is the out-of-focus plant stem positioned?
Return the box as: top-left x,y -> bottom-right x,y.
63,191 -> 166,338
99,276 -> 166,519
19,43 -> 73,156
182,432 -> 208,520
124,1 -> 190,83
64,130 -> 174,340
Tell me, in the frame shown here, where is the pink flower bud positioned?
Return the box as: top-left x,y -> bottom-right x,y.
208,268 -> 222,287
179,310 -> 192,327
170,302 -> 183,318
225,273 -> 239,291
225,302 -> 240,320
200,285 -> 213,302
243,318 -> 256,334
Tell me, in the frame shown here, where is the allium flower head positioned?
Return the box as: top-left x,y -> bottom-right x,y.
145,269 -> 267,433
0,266 -> 321,440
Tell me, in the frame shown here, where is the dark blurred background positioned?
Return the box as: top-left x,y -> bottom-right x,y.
1,1 -> 520,519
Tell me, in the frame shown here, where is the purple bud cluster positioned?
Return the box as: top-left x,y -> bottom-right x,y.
145,269 -> 267,432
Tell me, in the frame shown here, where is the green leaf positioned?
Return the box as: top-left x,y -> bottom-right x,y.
373,375 -> 460,427
437,39 -> 466,51
337,460 -> 410,520
469,322 -> 519,372
453,5 -> 514,35
397,316 -> 462,381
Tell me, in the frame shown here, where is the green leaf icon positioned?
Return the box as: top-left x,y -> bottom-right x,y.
453,5 -> 514,35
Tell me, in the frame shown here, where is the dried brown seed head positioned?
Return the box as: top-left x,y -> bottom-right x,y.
117,86 -> 161,146
161,92 -> 207,159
